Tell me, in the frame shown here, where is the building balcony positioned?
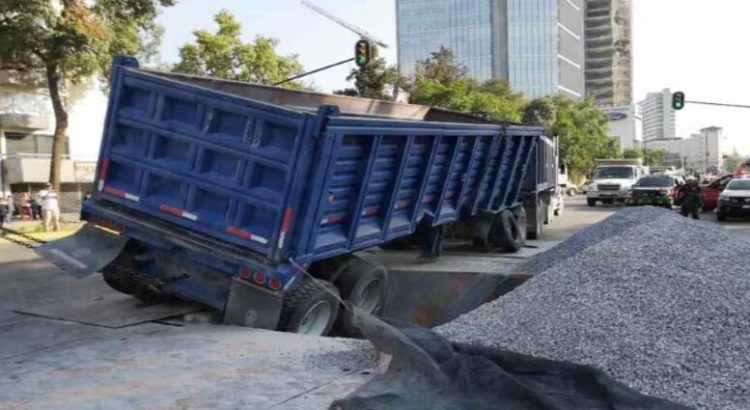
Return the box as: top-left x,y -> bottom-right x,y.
1,154 -> 98,184
0,113 -> 50,131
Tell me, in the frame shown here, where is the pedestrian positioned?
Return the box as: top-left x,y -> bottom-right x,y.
41,183 -> 61,232
21,191 -> 32,220
0,197 -> 7,229
679,179 -> 703,220
33,190 -> 43,220
5,195 -> 13,223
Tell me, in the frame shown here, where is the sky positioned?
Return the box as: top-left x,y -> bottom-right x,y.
157,0 -> 750,155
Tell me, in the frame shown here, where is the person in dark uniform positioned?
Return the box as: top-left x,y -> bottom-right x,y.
679,179 -> 703,220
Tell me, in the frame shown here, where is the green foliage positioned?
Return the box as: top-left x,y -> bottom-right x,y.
414,46 -> 467,86
723,150 -> 745,172
623,147 -> 665,166
173,11 -> 304,88
335,46 -> 404,100
407,49 -> 524,122
0,0 -> 173,189
523,96 -> 619,182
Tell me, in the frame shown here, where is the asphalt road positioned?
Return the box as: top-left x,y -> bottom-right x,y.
543,196 -> 750,240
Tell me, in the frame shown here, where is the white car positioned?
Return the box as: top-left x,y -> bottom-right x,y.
716,178 -> 750,221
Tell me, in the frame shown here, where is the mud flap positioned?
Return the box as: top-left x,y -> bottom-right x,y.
34,224 -> 129,278
223,278 -> 283,330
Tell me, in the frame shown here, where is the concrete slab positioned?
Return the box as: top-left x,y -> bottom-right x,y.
0,326 -> 375,410
15,293 -> 203,329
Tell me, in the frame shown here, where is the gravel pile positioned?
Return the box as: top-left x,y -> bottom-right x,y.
437,207 -> 750,410
517,206 -> 663,275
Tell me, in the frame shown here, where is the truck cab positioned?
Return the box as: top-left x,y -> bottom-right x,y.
587,159 -> 647,206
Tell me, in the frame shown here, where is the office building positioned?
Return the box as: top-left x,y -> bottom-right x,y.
638,88 -> 675,142
584,0 -> 633,106
646,127 -> 728,173
396,0 -> 585,99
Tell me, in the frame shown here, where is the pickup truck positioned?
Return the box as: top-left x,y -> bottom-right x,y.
38,56 -> 553,336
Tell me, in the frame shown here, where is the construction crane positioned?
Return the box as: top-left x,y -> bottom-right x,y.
301,0 -> 389,49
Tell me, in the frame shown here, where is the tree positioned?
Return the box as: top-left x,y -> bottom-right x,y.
623,147 -> 664,166
407,48 -> 524,122
414,46 -> 467,86
524,96 -> 619,183
623,147 -> 644,159
723,150 -> 746,172
334,46 -> 404,100
0,0 -> 174,190
173,11 -> 304,88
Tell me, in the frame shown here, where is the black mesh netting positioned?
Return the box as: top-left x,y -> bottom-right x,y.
329,309 -> 694,410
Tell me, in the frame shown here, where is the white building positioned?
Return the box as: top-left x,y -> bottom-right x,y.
603,104 -> 642,151
638,88 -> 676,142
645,126 -> 728,173
0,69 -> 107,212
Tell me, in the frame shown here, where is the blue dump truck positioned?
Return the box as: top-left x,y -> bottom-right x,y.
38,56 -> 558,336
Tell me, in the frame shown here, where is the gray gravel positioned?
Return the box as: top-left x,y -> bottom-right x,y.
517,206 -> 663,275
437,207 -> 750,410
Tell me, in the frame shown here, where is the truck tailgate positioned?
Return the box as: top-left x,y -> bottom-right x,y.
95,66 -> 308,259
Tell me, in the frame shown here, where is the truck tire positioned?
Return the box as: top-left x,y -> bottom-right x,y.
587,198 -> 596,207
278,278 -> 340,336
102,263 -> 138,295
717,211 -> 728,222
492,209 -> 525,252
526,200 -> 543,240
333,258 -> 388,337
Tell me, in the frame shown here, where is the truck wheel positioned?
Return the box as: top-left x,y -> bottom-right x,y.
587,198 -> 596,207
333,258 -> 388,337
526,201 -> 543,240
492,209 -> 525,252
102,263 -> 138,295
279,278 -> 340,336
717,211 -> 728,222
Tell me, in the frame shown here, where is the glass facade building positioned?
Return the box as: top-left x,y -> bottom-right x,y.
396,0 -> 495,81
396,0 -> 584,99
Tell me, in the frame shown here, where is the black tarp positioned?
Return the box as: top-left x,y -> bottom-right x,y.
330,309 -> 694,410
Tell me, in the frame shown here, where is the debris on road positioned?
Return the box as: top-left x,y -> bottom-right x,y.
437,207 -> 750,410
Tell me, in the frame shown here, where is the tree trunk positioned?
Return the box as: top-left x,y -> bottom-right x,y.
46,64 -> 68,192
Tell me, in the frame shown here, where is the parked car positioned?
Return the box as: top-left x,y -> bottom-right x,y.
716,178 -> 750,221
701,174 -> 734,211
626,175 -> 683,208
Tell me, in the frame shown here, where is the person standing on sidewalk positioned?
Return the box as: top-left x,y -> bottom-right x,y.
0,196 -> 7,229
5,195 -> 13,223
41,183 -> 61,232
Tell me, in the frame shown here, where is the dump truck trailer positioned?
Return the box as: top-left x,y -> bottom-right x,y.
38,56 -> 553,336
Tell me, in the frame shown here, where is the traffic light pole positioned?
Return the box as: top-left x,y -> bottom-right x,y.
685,100 -> 750,109
273,57 -> 356,86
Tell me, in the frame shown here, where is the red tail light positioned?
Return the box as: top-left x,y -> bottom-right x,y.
253,272 -> 266,284
269,278 -> 282,290
238,267 -> 252,279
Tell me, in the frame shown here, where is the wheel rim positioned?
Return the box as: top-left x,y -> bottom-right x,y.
357,278 -> 383,314
297,300 -> 333,335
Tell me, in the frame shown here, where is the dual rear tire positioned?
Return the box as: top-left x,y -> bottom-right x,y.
278,257 -> 388,337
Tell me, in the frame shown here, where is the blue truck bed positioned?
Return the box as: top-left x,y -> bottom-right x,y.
39,56 -> 551,334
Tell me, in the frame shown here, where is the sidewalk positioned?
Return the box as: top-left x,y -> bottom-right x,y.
2,213 -> 82,240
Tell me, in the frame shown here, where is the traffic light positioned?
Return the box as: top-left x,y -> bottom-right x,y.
672,91 -> 685,110
355,39 -> 371,67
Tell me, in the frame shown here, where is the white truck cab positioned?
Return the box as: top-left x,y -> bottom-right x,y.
587,159 -> 648,206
